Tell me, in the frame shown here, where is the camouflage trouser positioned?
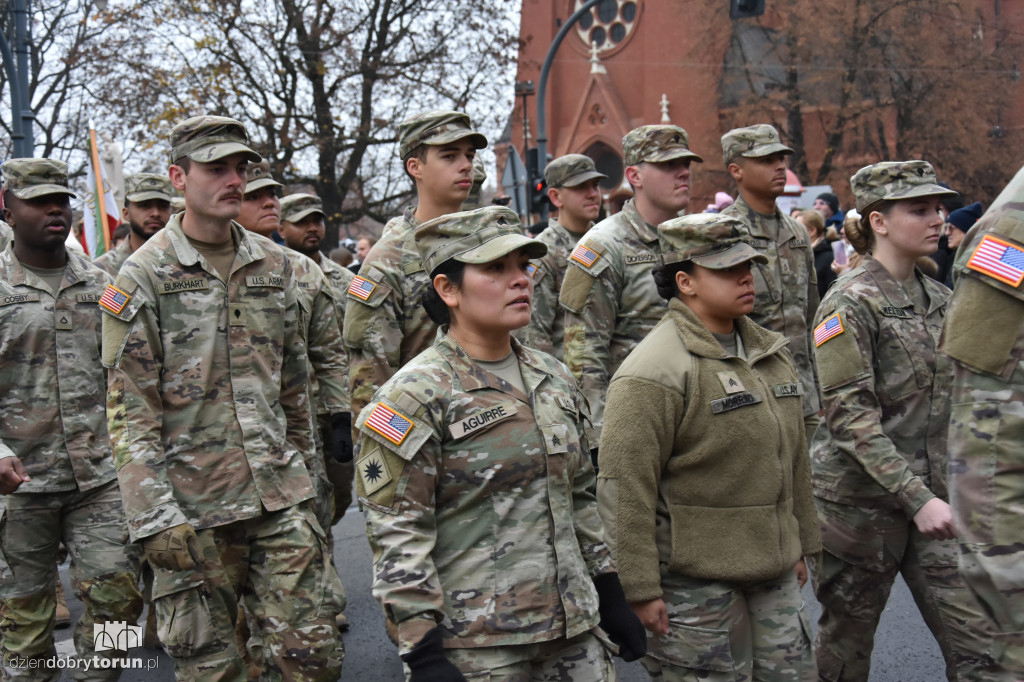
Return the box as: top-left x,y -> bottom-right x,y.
0,480 -> 143,682
948,379 -> 1024,676
438,630 -> 616,681
810,498 -> 1000,681
151,503 -> 344,682
641,568 -> 815,681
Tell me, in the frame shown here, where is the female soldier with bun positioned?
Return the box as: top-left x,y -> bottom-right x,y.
355,206 -> 645,681
809,161 -> 996,680
598,212 -> 821,681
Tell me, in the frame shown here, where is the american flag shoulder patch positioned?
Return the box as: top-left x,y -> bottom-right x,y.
526,263 -> 538,278
347,275 -> 377,301
365,403 -> 414,446
570,244 -> 600,268
98,285 -> 131,314
814,313 -> 844,347
966,235 -> 1024,288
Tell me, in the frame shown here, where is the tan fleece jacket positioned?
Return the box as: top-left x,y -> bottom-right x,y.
597,298 -> 821,602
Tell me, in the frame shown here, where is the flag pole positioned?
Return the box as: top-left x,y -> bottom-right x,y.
88,120 -> 111,253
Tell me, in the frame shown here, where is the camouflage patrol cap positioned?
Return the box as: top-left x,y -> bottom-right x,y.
170,197 -> 185,213
415,206 -> 547,275
544,154 -> 607,188
659,213 -> 767,269
721,124 -> 794,165
1,158 -> 77,200
850,160 -> 957,213
170,115 -> 262,164
623,125 -> 703,166
125,173 -> 174,203
280,193 -> 325,224
245,160 -> 283,194
398,110 -> 488,161
471,155 -> 487,185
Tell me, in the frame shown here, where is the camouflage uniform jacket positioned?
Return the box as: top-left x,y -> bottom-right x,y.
810,256 -> 951,517
102,215 -> 315,540
942,172 -> 1024,545
284,246 -> 348,417
92,238 -> 132,277
355,332 -> 614,655
343,207 -> 432,426
317,253 -> 354,413
0,221 -> 11,251
0,248 -> 115,493
559,199 -> 668,442
515,218 -> 585,358
599,299 -> 819,600
723,196 -> 821,417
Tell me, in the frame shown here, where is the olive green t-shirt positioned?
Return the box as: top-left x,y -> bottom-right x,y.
477,351 -> 527,395
22,264 -> 66,297
186,233 -> 236,282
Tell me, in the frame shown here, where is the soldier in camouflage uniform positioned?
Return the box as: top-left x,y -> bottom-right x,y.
810,161 -> 997,680
356,206 -> 644,680
101,116 -> 343,681
720,125 -> 820,439
0,159 -> 143,680
93,174 -> 173,276
343,110 -> 487,435
942,164 -> 1024,677
559,125 -> 702,447
598,213 -> 820,682
516,153 -> 606,357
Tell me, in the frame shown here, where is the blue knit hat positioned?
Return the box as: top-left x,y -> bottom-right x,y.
947,201 -> 983,233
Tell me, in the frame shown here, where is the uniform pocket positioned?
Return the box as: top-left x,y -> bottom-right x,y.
647,619 -> 734,672
151,578 -> 225,659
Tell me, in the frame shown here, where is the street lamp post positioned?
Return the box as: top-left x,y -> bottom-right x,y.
1,0 -> 36,157
534,0 -> 602,221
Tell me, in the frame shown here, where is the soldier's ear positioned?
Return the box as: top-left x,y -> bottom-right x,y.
726,160 -> 743,183
624,164 -> 642,190
168,164 -> 187,192
675,270 -> 696,298
433,273 -> 460,309
407,156 -> 423,182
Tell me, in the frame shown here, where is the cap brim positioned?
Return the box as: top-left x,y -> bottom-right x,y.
740,143 -> 794,159
428,130 -> 489,150
126,191 -> 173,203
642,148 -> 704,164
561,170 -> 608,187
246,178 -> 284,193
282,208 -> 326,224
12,186 -> 77,200
455,233 -> 547,264
886,183 -> 958,202
691,243 -> 768,269
185,142 -> 262,164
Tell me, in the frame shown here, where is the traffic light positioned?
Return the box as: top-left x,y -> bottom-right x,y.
525,146 -> 550,214
531,178 -> 549,214
730,0 -> 765,18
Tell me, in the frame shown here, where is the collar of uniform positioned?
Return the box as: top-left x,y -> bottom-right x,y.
164,214 -> 265,271
547,218 -> 586,247
667,297 -> 787,362
2,245 -> 86,292
621,199 -> 660,244
435,328 -> 540,403
729,196 -> 796,243
862,255 -> 946,315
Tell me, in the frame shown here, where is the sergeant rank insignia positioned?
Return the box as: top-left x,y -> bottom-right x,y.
570,244 -> 600,268
347,275 -> 376,300
366,403 -> 413,445
966,235 -> 1024,287
98,285 -> 131,314
814,313 -> 844,346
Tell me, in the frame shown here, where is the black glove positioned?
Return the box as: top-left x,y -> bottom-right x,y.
330,412 -> 353,463
593,572 -> 647,662
401,627 -> 466,682
590,447 -> 600,474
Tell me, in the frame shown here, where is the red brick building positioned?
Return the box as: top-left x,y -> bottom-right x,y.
503,0 -> 1024,211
